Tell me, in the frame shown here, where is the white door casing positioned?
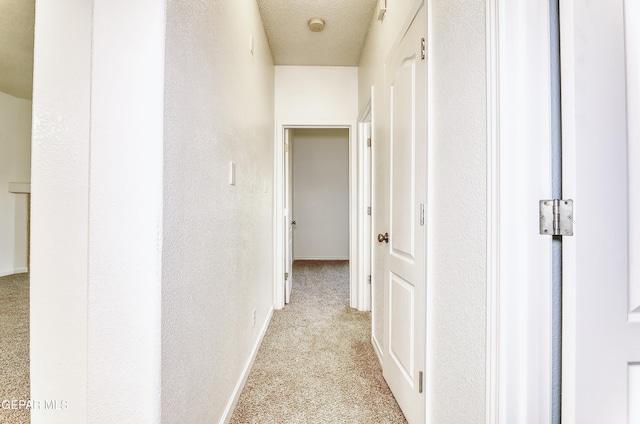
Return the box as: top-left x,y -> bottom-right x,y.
382,4 -> 426,423
364,121 -> 372,312
273,122 -> 357,310
485,0 -> 555,423
284,129 -> 293,304
561,0 -> 640,422
358,104 -> 373,312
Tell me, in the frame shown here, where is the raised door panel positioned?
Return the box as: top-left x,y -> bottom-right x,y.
390,59 -> 417,263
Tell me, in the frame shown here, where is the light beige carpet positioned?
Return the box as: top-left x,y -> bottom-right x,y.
230,260 -> 407,424
0,273 -> 30,424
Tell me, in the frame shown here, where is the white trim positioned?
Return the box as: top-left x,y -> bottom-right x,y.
559,0 -> 577,422
221,307 -> 274,424
357,97 -> 373,312
486,1 -> 554,423
293,256 -> 350,261
348,122 -> 358,309
274,120 -> 358,310
486,0 -> 501,422
368,86 -> 384,357
372,334 -> 383,366
0,268 -> 29,277
425,2 -> 434,422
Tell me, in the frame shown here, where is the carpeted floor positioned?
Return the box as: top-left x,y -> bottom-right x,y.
230,260 -> 407,424
0,273 -> 30,424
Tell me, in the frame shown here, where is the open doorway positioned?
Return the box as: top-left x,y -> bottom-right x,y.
283,127 -> 350,306
275,122 -> 367,310
286,128 -> 350,305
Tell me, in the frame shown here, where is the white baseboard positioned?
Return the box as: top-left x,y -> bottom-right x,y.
293,256 -> 349,261
220,306 -> 274,424
372,334 -> 383,367
0,267 -> 28,277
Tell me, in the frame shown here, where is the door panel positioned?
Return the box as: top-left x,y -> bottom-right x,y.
389,272 -> 415,382
561,0 -> 640,421
390,59 -> 416,260
382,4 -> 426,424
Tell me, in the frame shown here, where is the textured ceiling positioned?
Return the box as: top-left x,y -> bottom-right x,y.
256,0 -> 379,66
0,0 -> 35,99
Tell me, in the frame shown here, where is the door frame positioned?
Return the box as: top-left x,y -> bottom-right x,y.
273,120 -> 358,310
485,0 -> 555,422
558,2 -> 577,418
357,96 -> 373,312
284,128 -> 293,304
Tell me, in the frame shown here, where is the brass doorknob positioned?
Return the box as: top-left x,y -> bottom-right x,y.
377,232 -> 389,243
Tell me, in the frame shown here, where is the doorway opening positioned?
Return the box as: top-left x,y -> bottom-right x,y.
274,120 -> 370,311
286,128 -> 350,305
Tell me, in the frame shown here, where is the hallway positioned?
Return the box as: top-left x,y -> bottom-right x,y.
230,261 -> 406,423
17,0 -> 562,422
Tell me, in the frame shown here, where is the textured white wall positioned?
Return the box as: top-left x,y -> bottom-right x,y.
31,1 -> 165,422
87,0 -> 165,422
292,128 -> 349,260
276,66 -> 358,121
429,1 -> 487,421
31,0 -> 92,420
162,1 -> 275,422
0,91 -> 31,276
359,0 -> 488,422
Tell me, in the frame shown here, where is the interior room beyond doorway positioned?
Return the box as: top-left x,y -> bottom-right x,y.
291,128 -> 350,262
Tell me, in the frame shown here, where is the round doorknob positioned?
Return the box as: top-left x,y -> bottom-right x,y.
377,232 -> 389,243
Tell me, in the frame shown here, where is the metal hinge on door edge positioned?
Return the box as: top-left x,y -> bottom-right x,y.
419,371 -> 423,393
367,138 -> 372,147
539,199 -> 573,236
285,272 -> 289,280
421,38 -> 426,60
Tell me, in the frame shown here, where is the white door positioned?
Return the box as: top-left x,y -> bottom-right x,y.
561,0 -> 640,422
284,129 -> 294,304
381,4 -> 426,423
